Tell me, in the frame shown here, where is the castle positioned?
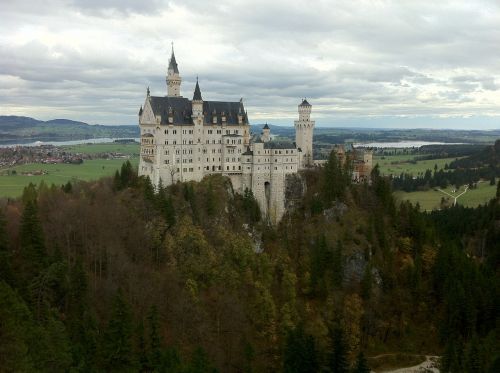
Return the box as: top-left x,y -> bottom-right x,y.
138,48 -> 314,223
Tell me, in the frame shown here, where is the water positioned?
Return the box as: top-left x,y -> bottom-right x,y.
0,137 -> 140,148
353,141 -> 465,148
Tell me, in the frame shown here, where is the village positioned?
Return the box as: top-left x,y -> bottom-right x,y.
0,145 -> 131,170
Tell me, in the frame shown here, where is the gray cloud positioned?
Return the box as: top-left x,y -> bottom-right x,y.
0,0 -> 499,128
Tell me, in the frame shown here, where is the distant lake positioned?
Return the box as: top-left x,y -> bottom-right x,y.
353,141 -> 465,148
0,137 -> 140,148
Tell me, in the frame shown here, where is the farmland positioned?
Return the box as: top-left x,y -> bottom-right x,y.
0,143 -> 139,198
394,180 -> 497,211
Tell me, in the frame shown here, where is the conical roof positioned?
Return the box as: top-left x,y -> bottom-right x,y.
193,78 -> 202,101
299,98 -> 311,107
168,48 -> 179,74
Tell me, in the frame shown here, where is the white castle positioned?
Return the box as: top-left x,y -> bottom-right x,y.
138,48 -> 314,223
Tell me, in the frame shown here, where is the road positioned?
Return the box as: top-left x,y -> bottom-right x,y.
437,185 -> 469,206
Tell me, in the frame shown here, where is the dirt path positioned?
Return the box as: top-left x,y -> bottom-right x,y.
379,355 -> 439,373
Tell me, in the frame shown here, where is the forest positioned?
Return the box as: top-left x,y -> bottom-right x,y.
0,150 -> 498,372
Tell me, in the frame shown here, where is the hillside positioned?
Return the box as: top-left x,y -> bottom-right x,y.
0,115 -> 139,142
0,156 -> 498,372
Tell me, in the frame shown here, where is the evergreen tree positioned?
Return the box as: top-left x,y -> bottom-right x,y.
19,198 -> 47,281
148,305 -> 162,370
67,260 -> 96,371
360,265 -> 372,301
328,326 -> 349,373
185,347 -> 217,373
136,320 -> 148,372
0,209 -> 13,285
352,351 -> 370,373
310,235 -> 329,295
100,289 -> 135,371
283,325 -> 318,373
113,170 -> 122,191
332,240 -> 344,288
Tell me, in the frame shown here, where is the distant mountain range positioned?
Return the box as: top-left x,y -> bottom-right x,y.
0,116 -> 139,143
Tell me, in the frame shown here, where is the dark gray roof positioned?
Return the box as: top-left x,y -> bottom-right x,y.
299,98 -> 311,107
193,79 -> 202,101
263,123 -> 270,130
242,149 -> 253,155
264,141 -> 296,150
203,101 -> 248,125
148,96 -> 248,126
149,96 -> 193,125
168,50 -> 179,74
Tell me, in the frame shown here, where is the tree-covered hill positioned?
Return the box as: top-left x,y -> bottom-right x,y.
0,115 -> 139,142
0,156 -> 498,372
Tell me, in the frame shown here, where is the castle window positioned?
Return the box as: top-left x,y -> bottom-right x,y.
173,130 -> 177,134
233,166 -> 235,170
176,159 -> 180,163
164,130 -> 167,134
235,130 -> 239,134
226,166 -> 229,170
176,149 -> 180,155
166,150 -> 169,155
165,160 -> 169,164
239,166 -> 241,170
173,140 -> 177,145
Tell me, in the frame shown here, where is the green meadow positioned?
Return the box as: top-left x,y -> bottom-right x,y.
0,157 -> 139,198
374,154 -> 458,176
394,180 -> 497,211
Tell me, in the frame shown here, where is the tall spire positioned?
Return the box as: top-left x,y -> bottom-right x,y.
193,76 -> 202,101
168,42 -> 179,74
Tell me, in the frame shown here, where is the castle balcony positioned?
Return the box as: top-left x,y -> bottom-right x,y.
141,155 -> 154,163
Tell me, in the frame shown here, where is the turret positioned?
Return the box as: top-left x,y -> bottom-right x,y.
192,77 -> 203,118
261,123 -> 270,142
166,43 -> 182,97
294,98 -> 315,168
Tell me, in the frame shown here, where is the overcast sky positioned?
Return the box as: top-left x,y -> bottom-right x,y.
1,0 -> 499,129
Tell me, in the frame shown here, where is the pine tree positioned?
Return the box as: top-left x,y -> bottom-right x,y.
67,260 -> 96,370
352,351 -> 370,373
360,265 -> 372,301
332,240 -> 344,288
148,305 -> 162,370
100,289 -> 135,371
283,325 -> 318,373
328,326 -> 349,373
0,209 -> 13,285
19,198 -> 47,280
186,347 -> 217,373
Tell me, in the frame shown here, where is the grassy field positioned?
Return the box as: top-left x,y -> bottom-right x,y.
0,157 -> 139,198
374,154 -> 458,176
61,143 -> 140,155
394,180 -> 497,211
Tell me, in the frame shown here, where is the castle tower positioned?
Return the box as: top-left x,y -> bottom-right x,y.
192,77 -> 203,117
261,123 -> 270,142
166,44 -> 182,97
294,99 -> 315,168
